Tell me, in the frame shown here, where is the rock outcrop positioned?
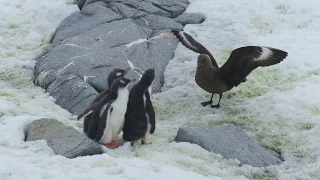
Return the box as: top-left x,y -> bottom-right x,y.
174,125 -> 283,167
33,0 -> 205,115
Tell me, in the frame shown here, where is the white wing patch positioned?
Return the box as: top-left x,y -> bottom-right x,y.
254,47 -> 273,61
178,31 -> 198,51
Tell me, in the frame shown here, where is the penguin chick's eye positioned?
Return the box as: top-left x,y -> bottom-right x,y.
116,72 -> 122,76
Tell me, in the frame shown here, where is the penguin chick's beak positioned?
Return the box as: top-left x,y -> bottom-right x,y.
130,79 -> 137,83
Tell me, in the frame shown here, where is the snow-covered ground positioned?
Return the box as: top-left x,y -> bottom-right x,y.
1,0 -> 320,179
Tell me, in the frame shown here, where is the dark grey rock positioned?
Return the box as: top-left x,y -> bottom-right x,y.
25,118 -> 103,158
46,74 -> 98,115
34,0 -> 206,116
108,2 -> 149,18
34,19 -> 176,115
147,30 -> 180,88
133,14 -> 183,30
52,1 -> 122,44
175,13 -> 205,26
81,0 -> 188,18
111,0 -> 172,18
145,0 -> 188,18
146,0 -> 189,8
138,27 -> 154,39
174,125 -> 283,167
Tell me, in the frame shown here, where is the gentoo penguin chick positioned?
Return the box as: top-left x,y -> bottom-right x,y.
122,69 -> 156,145
77,67 -> 132,121
78,67 -> 132,135
86,77 -> 134,149
172,30 -> 288,108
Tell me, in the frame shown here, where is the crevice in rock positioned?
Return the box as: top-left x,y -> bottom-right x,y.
114,1 -> 169,18
70,138 -> 87,151
71,87 -> 86,101
73,73 -> 100,93
146,40 -> 151,50
43,76 -> 56,90
171,0 -> 189,8
91,64 -> 112,70
49,76 -> 76,95
49,29 -> 58,43
106,3 -> 124,18
148,30 -> 158,39
73,72 -> 85,80
149,3 -> 174,18
86,79 -> 102,93
34,45 -> 54,62
122,3 -> 136,9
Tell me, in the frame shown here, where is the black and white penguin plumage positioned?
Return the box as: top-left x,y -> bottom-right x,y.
86,77 -> 134,149
122,68 -> 156,145
77,67 -> 132,134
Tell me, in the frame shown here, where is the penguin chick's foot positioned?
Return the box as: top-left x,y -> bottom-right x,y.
141,140 -> 152,145
105,141 -> 123,149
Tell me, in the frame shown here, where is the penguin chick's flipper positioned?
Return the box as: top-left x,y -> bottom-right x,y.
105,141 -> 124,149
141,140 -> 152,145
77,106 -> 94,121
87,96 -> 112,139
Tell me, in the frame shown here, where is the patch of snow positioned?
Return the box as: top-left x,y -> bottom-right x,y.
1,0 -> 320,179
155,0 -> 320,179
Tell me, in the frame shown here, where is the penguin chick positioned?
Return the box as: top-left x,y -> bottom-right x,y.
86,77 -> 134,149
78,67 -> 132,135
122,68 -> 156,145
78,67 -> 132,121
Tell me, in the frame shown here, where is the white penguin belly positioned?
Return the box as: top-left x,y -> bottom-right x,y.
100,88 -> 129,143
99,107 -> 113,144
109,102 -> 127,139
